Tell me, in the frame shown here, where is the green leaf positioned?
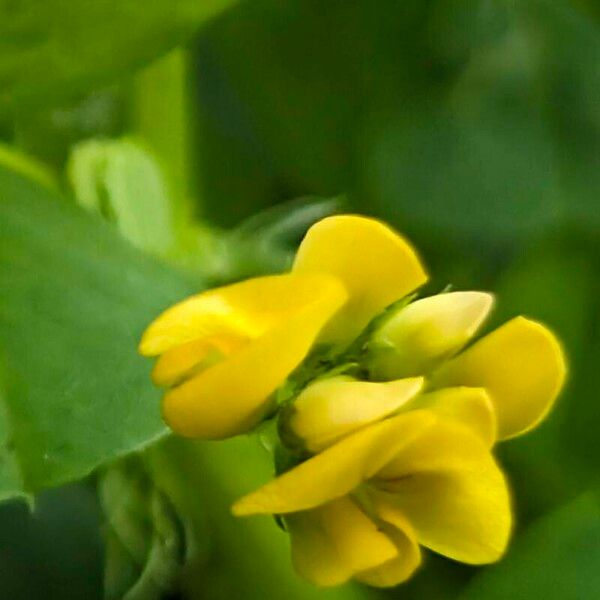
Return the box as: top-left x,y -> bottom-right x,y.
0,0 -> 238,114
460,493 -> 600,600
0,164 -> 194,498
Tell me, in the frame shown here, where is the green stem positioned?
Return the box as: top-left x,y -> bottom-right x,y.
131,48 -> 198,225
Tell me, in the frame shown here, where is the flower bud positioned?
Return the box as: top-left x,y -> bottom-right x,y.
280,376 -> 424,453
366,292 -> 494,380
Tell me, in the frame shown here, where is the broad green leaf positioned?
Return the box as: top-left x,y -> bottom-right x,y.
0,164 -> 194,497
67,138 -> 176,257
0,0 -> 238,114
461,493 -> 600,600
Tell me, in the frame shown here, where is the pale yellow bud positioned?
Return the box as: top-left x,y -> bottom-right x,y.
283,376 -> 424,453
367,292 -> 494,380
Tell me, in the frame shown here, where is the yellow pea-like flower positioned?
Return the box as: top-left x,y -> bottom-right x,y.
139,214 -> 427,439
139,273 -> 347,438
233,411 -> 511,587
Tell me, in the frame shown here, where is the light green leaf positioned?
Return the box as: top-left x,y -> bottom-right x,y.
68,138 -> 176,257
0,164 -> 194,498
461,493 -> 600,600
0,0 -> 238,114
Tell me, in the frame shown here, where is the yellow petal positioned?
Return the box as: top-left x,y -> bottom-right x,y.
374,421 -> 512,564
287,496 -> 398,587
232,410 -> 435,516
286,376 -> 424,452
293,215 -> 427,342
368,291 -> 494,380
162,274 -> 347,439
356,496 -> 421,587
139,273 -> 342,356
404,387 -> 497,447
433,316 -> 567,439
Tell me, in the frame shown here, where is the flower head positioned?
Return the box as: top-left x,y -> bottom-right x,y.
139,212 -> 566,588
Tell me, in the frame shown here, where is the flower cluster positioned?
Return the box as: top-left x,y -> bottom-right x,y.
139,215 -> 566,587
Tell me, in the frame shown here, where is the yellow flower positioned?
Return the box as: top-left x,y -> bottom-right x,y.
139,210 -> 568,588
233,410 -> 511,587
139,215 -> 427,439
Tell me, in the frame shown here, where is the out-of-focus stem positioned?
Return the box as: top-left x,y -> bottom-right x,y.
131,48 -> 198,224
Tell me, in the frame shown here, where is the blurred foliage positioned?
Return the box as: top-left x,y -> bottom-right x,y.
461,493 -> 600,599
0,482 -> 103,599
195,0 -> 598,239
0,0 -> 238,115
0,0 -> 598,597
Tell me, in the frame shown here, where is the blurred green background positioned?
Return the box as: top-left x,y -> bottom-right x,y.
0,0 -> 598,598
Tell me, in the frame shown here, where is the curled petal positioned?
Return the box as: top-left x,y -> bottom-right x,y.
162,274 -> 347,439
375,421 -> 511,564
369,291 -> 494,379
287,496 -> 398,587
432,316 -> 566,439
356,498 -> 421,587
232,410 -> 435,516
286,376 -> 424,452
293,215 -> 427,342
